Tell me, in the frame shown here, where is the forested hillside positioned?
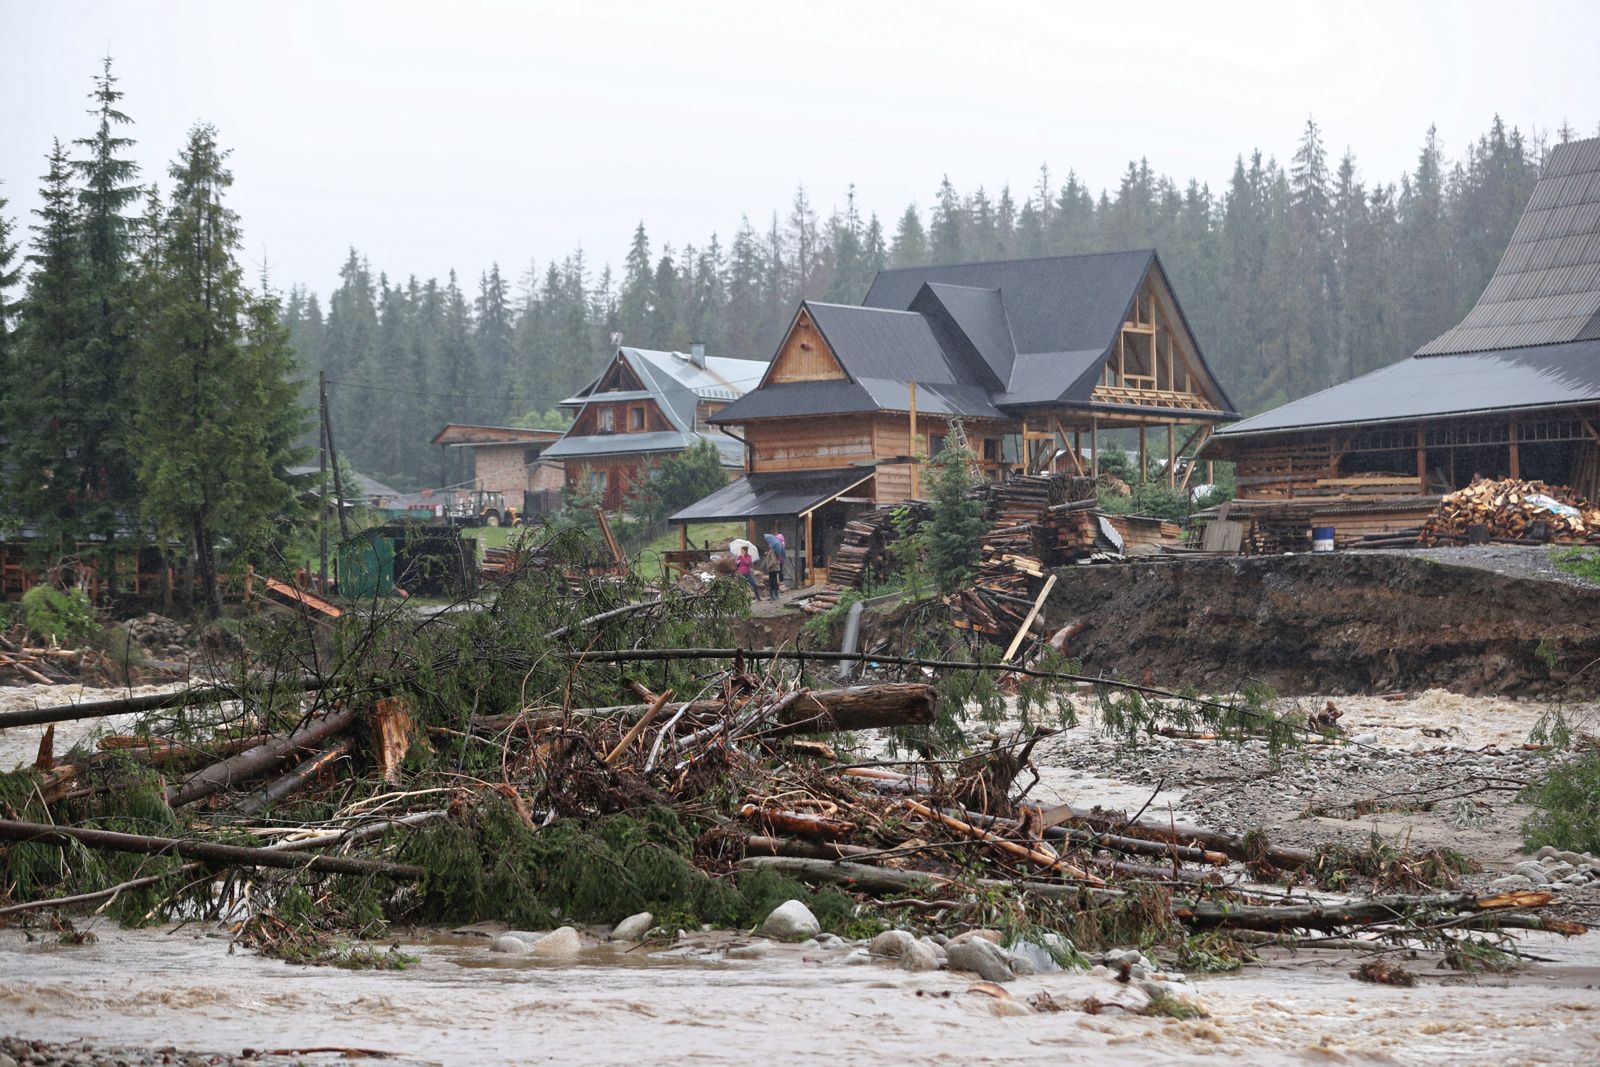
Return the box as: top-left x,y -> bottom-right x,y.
288,117 -> 1577,490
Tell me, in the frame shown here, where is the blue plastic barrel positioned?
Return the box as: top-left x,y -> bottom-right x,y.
1312,526 -> 1336,553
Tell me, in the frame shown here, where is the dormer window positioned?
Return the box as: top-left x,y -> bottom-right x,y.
598,409 -> 615,432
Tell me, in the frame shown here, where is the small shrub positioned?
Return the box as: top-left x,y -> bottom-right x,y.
20,586 -> 99,645
1522,752 -> 1600,855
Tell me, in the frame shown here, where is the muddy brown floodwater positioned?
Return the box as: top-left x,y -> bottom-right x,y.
3,924 -> 1599,1066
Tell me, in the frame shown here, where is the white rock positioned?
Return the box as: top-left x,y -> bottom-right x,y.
843,949 -> 874,966
490,935 -> 532,955
817,933 -> 847,950
1007,940 -> 1061,975
530,926 -> 583,957
1488,875 -> 1535,893
726,942 -> 769,960
609,912 -> 654,942
870,930 -> 915,958
917,936 -> 947,962
946,937 -> 1015,982
760,899 -> 821,941
898,939 -> 942,972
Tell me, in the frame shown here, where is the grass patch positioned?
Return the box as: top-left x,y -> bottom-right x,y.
1522,751 -> 1600,855
1551,546 -> 1600,583
631,521 -> 743,582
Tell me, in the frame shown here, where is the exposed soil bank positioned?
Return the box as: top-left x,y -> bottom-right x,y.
1046,551 -> 1600,695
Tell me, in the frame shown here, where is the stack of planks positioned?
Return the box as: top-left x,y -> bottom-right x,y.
1420,478 -> 1600,546
951,474 -> 1100,640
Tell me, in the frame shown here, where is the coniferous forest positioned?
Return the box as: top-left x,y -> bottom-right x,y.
285,117 -> 1579,491
0,60 -> 1593,503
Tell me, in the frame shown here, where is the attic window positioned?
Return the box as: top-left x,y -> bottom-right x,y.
598,409 -> 615,432
629,405 -> 646,431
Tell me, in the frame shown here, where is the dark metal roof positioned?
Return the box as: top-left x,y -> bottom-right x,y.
863,249 -> 1155,362
711,380 -> 880,421
711,377 -> 1006,423
1210,337 -> 1600,441
910,283 -> 1016,388
1418,137 -> 1600,355
804,303 -> 979,385
668,467 -> 876,524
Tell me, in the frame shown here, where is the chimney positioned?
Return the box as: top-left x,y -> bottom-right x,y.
689,341 -> 706,369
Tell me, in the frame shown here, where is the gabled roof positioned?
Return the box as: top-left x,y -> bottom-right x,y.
803,303 -> 980,386
1418,137 -> 1600,356
910,283 -> 1017,389
1211,338 -> 1600,441
714,250 -> 1234,423
552,346 -> 764,466
864,249 -> 1156,368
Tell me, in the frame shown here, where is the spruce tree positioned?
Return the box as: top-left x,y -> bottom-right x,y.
0,188 -> 19,464
4,142 -> 90,552
131,124 -> 306,616
71,56 -> 143,549
890,204 -> 926,268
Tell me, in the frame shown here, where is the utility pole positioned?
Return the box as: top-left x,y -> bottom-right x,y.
321,377 -> 351,545
318,371 -> 330,589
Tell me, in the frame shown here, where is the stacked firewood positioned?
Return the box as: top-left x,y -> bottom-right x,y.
1420,478 -> 1600,546
1247,519 -> 1311,555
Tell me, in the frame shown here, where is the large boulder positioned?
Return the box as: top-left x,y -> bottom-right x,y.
760,899 -> 821,941
609,912 -> 654,942
946,937 -> 1015,982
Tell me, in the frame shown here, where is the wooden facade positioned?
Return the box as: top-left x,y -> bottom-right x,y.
709,255 -> 1237,580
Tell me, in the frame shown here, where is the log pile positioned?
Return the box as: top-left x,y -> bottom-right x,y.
1421,477 -> 1600,546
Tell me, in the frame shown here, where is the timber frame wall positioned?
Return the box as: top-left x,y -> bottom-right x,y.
1220,407 -> 1600,504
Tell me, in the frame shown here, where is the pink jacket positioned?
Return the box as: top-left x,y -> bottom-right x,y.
736,552 -> 753,575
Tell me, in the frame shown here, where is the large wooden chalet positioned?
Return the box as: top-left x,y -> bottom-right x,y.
545,343 -> 765,510
671,250 -> 1237,581
1201,136 -> 1600,539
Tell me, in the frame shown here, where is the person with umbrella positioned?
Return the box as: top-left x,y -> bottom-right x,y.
762,531 -> 787,597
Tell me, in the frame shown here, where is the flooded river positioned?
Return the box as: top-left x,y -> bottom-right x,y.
3,925 -> 1598,1066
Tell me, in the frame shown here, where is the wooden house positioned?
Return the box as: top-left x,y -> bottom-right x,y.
671,250 -> 1237,581
1200,136 -> 1600,540
545,343 -> 765,511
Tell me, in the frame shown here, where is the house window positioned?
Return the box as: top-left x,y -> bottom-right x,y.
598,409 -> 615,432
629,405 -> 646,431
929,434 -> 946,456
983,438 -> 1001,463
589,470 -> 609,493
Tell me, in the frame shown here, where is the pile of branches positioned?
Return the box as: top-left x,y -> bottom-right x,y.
1421,477 -> 1600,546
0,528 -> 1584,963
0,628 -> 128,687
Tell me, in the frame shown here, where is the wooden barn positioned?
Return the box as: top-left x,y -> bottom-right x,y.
671,250 -> 1238,581
1200,136 -> 1600,543
545,343 -> 765,511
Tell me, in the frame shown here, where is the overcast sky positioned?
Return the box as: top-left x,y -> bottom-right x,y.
4,0 -> 1598,297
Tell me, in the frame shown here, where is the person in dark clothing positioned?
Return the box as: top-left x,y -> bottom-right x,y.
763,545 -> 781,598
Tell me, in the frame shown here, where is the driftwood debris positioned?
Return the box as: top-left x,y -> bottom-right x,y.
0,818 -> 424,880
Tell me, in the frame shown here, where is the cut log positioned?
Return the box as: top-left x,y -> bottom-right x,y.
234,739 -> 354,816
165,705 -> 362,808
